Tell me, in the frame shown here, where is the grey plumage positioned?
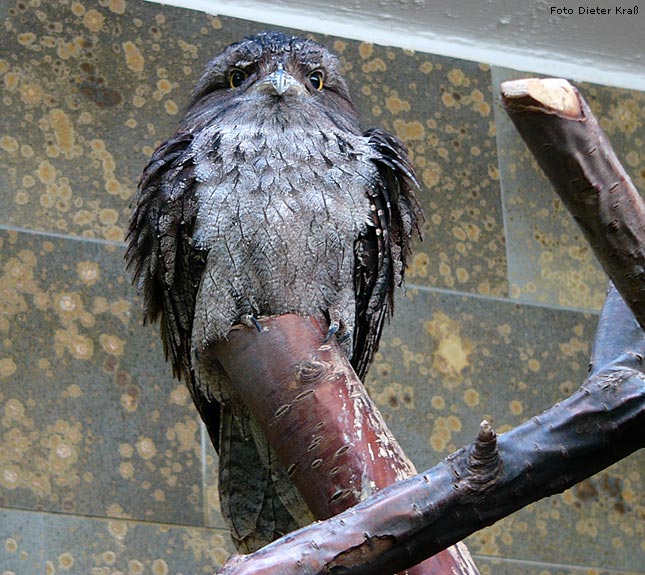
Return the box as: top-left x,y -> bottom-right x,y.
126,31 -> 422,552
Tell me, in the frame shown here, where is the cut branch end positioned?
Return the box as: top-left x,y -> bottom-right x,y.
501,78 -> 582,118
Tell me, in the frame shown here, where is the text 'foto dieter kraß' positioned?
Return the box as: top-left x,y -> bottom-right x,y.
551,5 -> 639,15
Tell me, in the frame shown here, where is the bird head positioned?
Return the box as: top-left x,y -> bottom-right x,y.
184,32 -> 359,130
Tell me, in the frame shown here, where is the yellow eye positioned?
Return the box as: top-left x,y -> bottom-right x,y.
229,68 -> 247,89
309,70 -> 324,91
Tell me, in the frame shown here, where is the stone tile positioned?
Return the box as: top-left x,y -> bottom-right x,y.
0,507 -> 45,574
366,288 -> 644,571
1,0 -> 506,297
0,0 -> 249,241
367,288 -> 599,465
474,556 -> 644,575
493,66 -> 645,311
0,506 -> 233,574
0,228 -> 221,527
336,43 -> 508,297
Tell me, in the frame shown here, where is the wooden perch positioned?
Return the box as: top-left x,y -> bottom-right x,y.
209,79 -> 645,575
215,284 -> 645,575
501,78 -> 645,329
210,314 -> 478,575
212,315 -> 416,517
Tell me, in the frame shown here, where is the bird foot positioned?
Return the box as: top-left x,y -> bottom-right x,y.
241,314 -> 263,332
337,330 -> 352,343
323,321 -> 339,343
323,308 -> 348,343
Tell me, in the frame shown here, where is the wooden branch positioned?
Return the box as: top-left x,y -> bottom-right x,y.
501,78 -> 645,329
215,285 -> 645,575
212,315 -> 414,517
209,314 -> 478,575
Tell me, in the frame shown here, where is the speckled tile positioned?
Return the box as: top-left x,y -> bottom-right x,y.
0,506 -> 45,574
474,556 -> 644,575
0,506 -> 233,574
1,0 -> 507,297
336,44 -> 507,297
493,66 -> 645,311
367,288 -> 597,465
365,288 -> 644,571
0,0 -> 228,241
0,228 -> 226,527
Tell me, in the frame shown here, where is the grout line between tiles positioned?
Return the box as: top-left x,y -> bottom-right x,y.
472,553 -> 645,574
0,224 -> 127,249
0,230 -> 601,319
0,504 -> 228,533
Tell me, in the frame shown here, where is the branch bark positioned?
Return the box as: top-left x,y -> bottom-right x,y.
500,78 -> 645,329
215,285 -> 645,575
210,314 -> 478,575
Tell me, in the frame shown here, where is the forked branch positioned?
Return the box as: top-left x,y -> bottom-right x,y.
216,286 -> 645,575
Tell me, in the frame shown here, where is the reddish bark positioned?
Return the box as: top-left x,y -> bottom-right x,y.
214,286 -> 645,575
212,313 -> 478,574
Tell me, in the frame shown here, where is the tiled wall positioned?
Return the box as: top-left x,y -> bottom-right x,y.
1,1 -> 643,574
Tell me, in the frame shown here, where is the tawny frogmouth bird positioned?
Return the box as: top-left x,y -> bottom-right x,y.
127,31 -> 422,552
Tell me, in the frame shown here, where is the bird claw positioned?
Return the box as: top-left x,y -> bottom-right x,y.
323,307 -> 349,343
324,320 -> 339,343
241,314 -> 263,332
337,330 -> 351,343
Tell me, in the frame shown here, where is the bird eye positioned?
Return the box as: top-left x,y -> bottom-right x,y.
229,68 -> 247,89
309,70 -> 324,91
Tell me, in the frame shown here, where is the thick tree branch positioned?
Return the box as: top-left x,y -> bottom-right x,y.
212,315 -> 415,517
215,285 -> 645,575
501,78 -> 645,329
209,314 -> 478,575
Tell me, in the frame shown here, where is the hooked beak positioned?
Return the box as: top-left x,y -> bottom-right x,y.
255,63 -> 305,96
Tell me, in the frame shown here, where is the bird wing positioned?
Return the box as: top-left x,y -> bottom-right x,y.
352,127 -> 423,380
126,132 -> 221,449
